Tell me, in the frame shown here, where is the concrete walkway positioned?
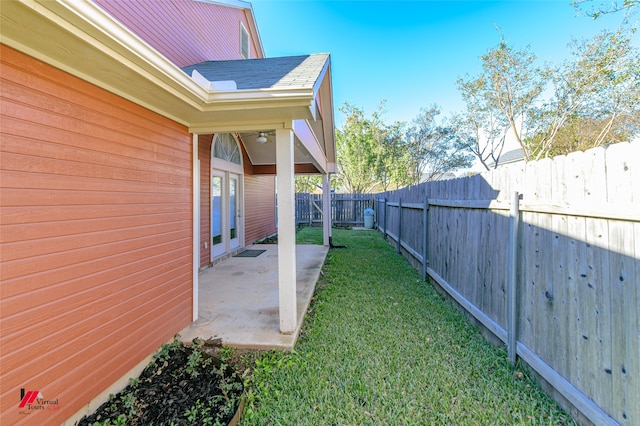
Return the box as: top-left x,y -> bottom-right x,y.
179,244 -> 328,350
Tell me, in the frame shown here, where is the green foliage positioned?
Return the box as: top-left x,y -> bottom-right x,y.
405,105 -> 473,183
89,414 -> 127,426
457,39 -> 543,163
153,339 -> 181,364
334,102 -> 387,193
81,342 -> 243,425
456,26 -> 640,163
453,73 -> 511,170
184,399 -> 215,424
186,349 -> 203,378
294,175 -> 322,193
335,102 -> 471,192
573,0 -> 639,19
534,27 -> 640,157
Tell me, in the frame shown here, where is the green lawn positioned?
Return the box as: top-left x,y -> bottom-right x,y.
242,228 -> 575,425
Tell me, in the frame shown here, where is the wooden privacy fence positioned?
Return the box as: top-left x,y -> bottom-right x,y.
375,141 -> 639,426
295,193 -> 374,227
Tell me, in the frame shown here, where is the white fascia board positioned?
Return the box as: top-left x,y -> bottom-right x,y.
244,8 -> 265,58
189,122 -> 289,134
312,55 -> 331,98
54,0 -> 313,111
293,119 -> 328,174
7,0 -> 317,125
203,88 -> 315,103
26,0 -> 209,101
192,0 -> 252,10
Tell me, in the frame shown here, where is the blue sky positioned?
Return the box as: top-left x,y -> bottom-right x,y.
250,0 -> 636,126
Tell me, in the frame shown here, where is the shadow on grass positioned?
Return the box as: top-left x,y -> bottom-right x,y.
242,228 -> 576,425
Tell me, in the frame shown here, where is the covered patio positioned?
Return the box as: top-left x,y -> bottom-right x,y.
186,53 -> 336,340
179,243 -> 329,350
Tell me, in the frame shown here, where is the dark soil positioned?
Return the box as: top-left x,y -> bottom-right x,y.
78,340 -> 245,426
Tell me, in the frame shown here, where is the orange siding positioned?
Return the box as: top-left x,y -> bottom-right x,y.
0,45 -> 193,425
244,175 -> 277,245
199,135 -> 212,267
94,0 -> 261,66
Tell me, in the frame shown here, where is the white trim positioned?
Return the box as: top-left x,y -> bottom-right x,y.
1,1 -> 320,127
192,0 -> 252,10
239,21 -> 250,59
322,174 -> 331,246
210,134 -> 244,260
192,134 -> 200,322
276,127 -> 297,334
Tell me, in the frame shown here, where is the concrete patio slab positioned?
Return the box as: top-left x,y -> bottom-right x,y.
179,244 -> 328,350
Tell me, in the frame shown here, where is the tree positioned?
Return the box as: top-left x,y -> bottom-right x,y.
294,175 -> 322,193
456,40 -> 544,163
452,77 -> 510,171
334,103 -> 383,193
405,106 -> 473,184
456,29 -> 640,162
373,120 -> 413,191
530,28 -> 640,158
573,0 -> 639,19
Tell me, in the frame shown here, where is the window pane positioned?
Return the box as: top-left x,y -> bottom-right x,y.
212,176 -> 222,245
213,133 -> 241,165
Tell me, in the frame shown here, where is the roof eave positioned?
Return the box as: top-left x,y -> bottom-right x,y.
1,0 -> 335,172
0,0 -> 315,125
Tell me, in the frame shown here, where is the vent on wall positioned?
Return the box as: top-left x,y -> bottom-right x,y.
240,22 -> 250,59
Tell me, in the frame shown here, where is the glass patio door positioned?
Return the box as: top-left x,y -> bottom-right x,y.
211,171 -> 225,259
211,170 -> 241,260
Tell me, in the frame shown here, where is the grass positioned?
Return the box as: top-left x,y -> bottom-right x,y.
242,228 -> 576,425
295,225 -> 325,245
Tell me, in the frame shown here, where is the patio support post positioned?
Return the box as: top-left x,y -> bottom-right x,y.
192,133 -> 200,322
322,174 -> 331,246
276,127 -> 297,334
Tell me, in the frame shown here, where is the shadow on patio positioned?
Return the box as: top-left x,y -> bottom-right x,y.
179,243 -> 328,350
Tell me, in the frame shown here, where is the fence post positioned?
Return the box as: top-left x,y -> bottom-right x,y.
397,198 -> 402,254
308,194 -> 312,226
374,197 -> 378,229
383,197 -> 387,238
507,191 -> 520,366
422,197 -> 429,280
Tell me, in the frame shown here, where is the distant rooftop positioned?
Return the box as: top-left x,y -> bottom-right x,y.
489,148 -> 525,168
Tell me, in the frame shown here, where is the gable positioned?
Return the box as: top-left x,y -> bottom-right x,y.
94,0 -> 264,66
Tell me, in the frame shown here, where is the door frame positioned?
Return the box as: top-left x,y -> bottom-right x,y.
210,134 -> 244,261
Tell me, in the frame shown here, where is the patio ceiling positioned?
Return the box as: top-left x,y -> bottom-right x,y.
0,0 -> 336,174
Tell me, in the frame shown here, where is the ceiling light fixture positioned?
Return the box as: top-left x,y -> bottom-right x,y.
256,132 -> 268,144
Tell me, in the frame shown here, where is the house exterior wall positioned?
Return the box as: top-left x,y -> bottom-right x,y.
94,0 -> 262,66
199,135 -> 212,267
244,175 -> 277,245
0,45 -> 193,424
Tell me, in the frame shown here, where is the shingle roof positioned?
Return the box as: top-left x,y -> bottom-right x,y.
182,54 -> 329,90
489,148 -> 525,167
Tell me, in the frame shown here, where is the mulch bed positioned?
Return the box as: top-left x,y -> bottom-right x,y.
78,340 -> 244,425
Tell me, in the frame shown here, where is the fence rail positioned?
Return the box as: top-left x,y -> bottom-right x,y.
374,141 -> 639,426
